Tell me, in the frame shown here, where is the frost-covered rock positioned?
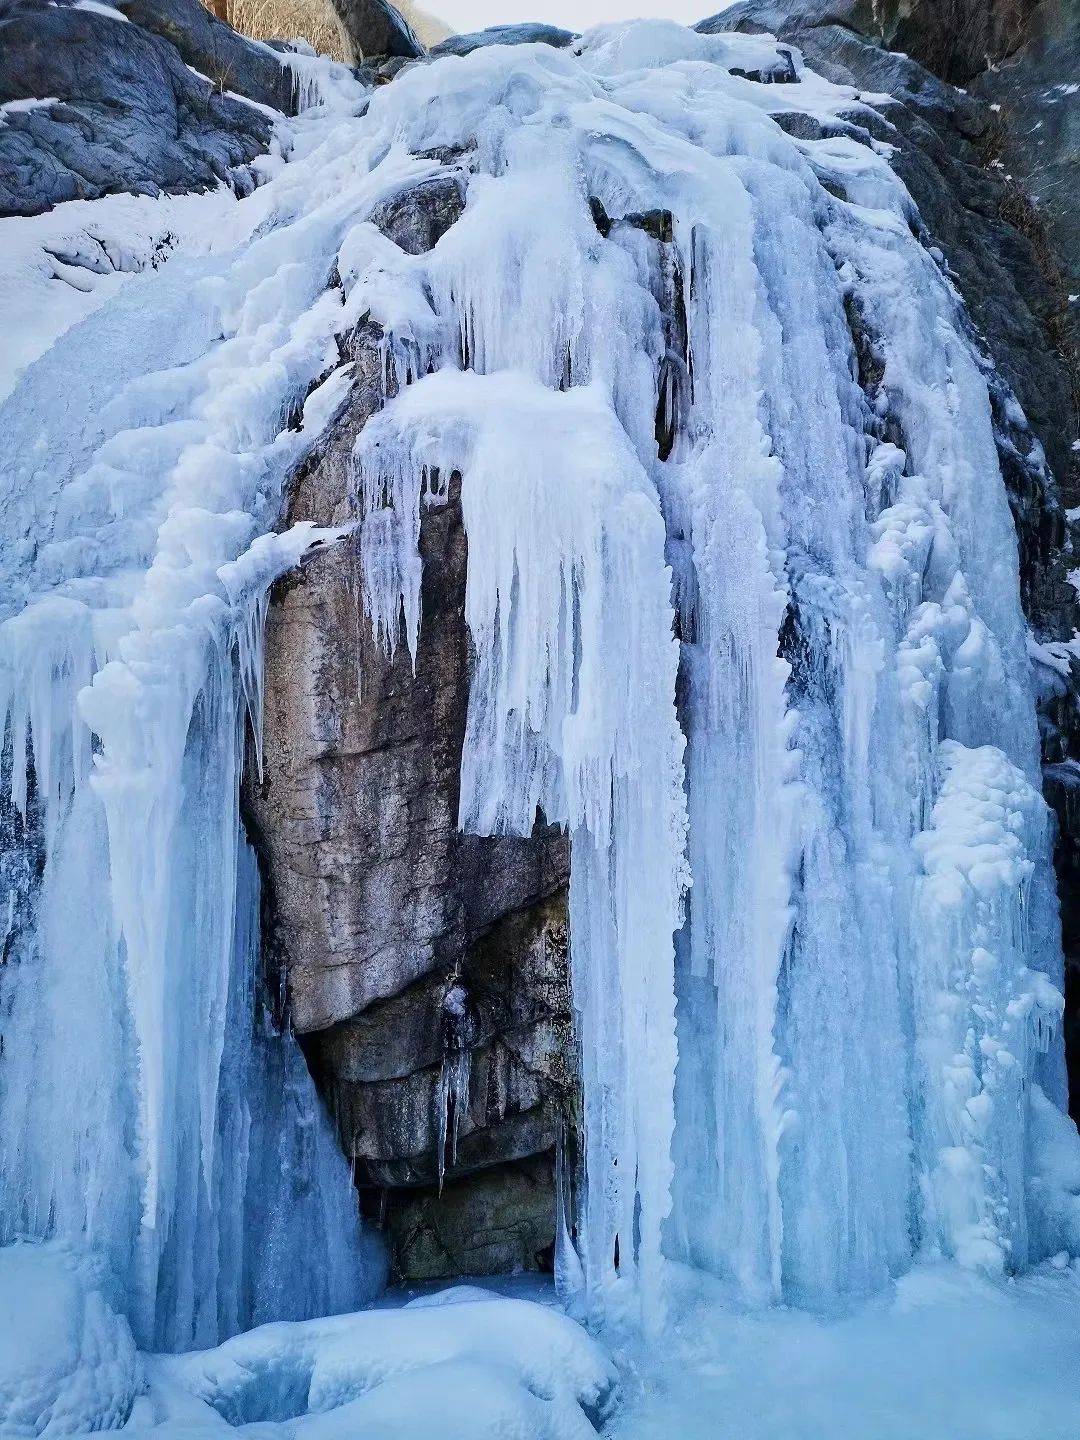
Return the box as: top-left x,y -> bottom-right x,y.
0,1243 -> 140,1436
0,0 -> 285,218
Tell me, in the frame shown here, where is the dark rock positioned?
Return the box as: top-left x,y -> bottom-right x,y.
0,0 -> 277,217
703,0 -> 1077,499
369,1155 -> 559,1281
115,0 -> 299,114
975,0 -> 1079,298
326,0 -> 424,62
247,167 -> 577,1282
699,0 -> 1039,84
430,23 -> 576,58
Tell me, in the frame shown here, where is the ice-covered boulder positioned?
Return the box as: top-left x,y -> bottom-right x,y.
0,1242 -> 140,1436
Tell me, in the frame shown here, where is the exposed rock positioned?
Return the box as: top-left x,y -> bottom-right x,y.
702,0 -> 1039,83
430,23 -> 577,57
326,0 -> 424,62
0,0 -> 279,217
975,0 -> 1080,299
376,1156 -> 559,1280
247,166 -> 577,1282
115,0 -> 300,113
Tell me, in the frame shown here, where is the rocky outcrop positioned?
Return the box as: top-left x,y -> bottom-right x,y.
712,0 -> 1039,84
975,0 -> 1079,303
326,0 -> 424,62
430,23 -> 577,57
116,0 -> 302,114
0,0 -> 290,217
246,167 -> 578,1283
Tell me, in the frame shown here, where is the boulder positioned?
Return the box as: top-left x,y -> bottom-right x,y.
326,0 -> 424,62
116,0 -> 301,114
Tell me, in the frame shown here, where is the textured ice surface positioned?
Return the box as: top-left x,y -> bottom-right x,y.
0,65 -> 381,1351
0,1242 -> 139,1437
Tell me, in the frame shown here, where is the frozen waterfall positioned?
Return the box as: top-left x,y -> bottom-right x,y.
1,15 -> 1078,1355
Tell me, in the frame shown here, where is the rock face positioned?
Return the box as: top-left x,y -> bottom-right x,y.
975,0 -> 1080,302
0,0 -> 290,217
325,0 -> 424,61
246,169 -> 577,1283
712,0 -> 1039,84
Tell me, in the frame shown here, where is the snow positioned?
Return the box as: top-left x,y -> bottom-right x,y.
0,1252 -> 611,1440
0,1242 -> 140,1437
2,8 -> 1080,1425
610,1261 -> 1080,1440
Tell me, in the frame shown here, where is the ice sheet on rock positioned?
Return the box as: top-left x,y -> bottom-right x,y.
912,741 -> 1062,1272
1027,1082 -> 1080,1257
0,74 -> 412,1349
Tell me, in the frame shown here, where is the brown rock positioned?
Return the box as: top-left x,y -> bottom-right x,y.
246,168 -> 577,1282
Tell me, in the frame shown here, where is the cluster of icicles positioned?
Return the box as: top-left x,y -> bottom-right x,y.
0,19 -> 1073,1348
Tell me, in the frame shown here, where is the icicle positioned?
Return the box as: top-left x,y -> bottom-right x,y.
435,981 -> 472,1193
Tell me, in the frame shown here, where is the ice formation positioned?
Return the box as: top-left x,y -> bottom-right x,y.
2,7 -> 1080,1387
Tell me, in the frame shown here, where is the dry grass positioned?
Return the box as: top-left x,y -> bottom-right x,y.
202,0 -> 449,61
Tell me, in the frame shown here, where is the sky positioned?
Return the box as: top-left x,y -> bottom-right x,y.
431,0 -> 719,34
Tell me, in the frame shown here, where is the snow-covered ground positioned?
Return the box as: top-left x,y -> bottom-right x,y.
611,1262 -> 1080,1440
0,1244 -> 614,1439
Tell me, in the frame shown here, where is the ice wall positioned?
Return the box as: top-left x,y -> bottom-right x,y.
0,82 -> 396,1347
1,14 -> 1077,1349
337,19 -> 1077,1315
